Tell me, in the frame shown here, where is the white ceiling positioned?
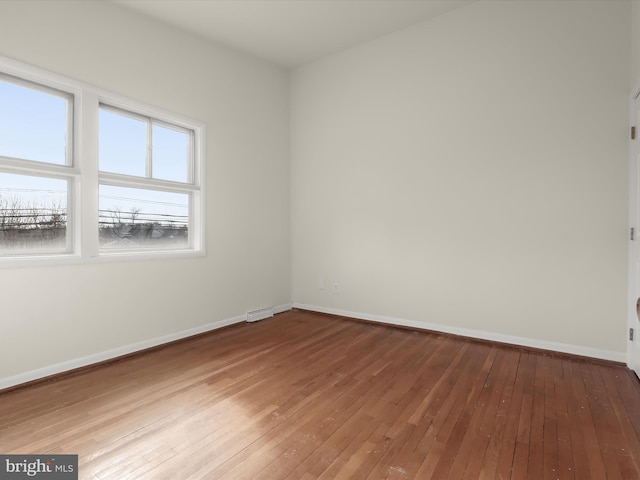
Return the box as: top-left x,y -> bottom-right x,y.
111,0 -> 475,68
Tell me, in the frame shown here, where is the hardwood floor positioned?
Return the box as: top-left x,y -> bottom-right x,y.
1,309 -> 639,479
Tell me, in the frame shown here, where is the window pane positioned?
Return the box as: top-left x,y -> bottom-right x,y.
0,79 -> 68,165
152,123 -> 189,183
0,172 -> 67,253
99,185 -> 189,249
99,108 -> 147,177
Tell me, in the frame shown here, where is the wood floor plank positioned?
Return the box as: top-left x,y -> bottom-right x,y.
465,349 -> 521,480
541,355 -> 561,480
1,309 -> 639,480
552,359 -> 575,480
568,359 -> 609,480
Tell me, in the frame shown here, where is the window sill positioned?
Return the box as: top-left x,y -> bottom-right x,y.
0,249 -> 206,269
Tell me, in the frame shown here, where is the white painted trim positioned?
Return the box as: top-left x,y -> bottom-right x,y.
0,316 -> 243,390
294,303 -> 626,363
274,303 -> 293,314
0,302 -> 290,390
629,88 -> 640,374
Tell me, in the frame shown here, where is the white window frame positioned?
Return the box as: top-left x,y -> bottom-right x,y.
0,56 -> 206,267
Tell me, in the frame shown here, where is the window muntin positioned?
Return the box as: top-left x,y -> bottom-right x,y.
0,75 -> 71,166
99,185 -> 189,250
0,172 -> 68,254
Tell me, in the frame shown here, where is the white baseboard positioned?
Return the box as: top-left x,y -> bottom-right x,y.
0,303 -> 293,391
275,303 -> 293,314
3,302 -> 621,390
293,303 -> 626,363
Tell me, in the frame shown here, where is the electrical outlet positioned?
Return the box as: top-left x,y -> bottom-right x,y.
332,282 -> 340,294
319,278 -> 325,290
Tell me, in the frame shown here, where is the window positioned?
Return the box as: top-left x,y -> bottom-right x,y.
0,75 -> 73,255
98,105 -> 196,251
0,57 -> 205,264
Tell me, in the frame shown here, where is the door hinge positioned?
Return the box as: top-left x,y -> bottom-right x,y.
632,227 -> 635,240
632,126 -> 636,140
630,328 -> 635,341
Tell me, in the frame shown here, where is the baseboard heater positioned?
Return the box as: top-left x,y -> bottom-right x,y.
246,307 -> 274,323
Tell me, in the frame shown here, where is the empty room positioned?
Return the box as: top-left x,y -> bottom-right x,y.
1,0 -> 639,478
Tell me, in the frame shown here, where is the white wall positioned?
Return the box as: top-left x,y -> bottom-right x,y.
291,0 -> 631,357
0,0 -> 290,383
